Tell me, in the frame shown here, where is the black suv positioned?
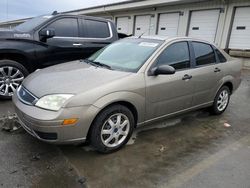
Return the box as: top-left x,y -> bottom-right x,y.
0,13 -> 119,99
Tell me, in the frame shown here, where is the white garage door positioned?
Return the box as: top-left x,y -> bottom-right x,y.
134,15 -> 153,36
158,13 -> 180,37
229,7 -> 250,50
188,9 -> 220,43
116,17 -> 130,35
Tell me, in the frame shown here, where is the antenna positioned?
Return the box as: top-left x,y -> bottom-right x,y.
52,11 -> 58,15
138,24 -> 154,38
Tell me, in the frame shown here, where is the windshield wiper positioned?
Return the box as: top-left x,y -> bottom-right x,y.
83,59 -> 112,70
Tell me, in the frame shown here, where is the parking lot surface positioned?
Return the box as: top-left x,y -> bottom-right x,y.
0,69 -> 250,188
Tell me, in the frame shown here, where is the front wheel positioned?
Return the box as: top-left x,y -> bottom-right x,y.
0,60 -> 29,99
90,105 -> 135,153
210,86 -> 231,115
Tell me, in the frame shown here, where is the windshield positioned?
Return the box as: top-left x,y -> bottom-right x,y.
15,15 -> 53,32
88,38 -> 163,72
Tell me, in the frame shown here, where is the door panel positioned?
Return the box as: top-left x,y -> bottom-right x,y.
190,41 -> 224,106
39,17 -> 82,66
145,71 -> 194,120
188,64 -> 223,106
145,41 -> 194,120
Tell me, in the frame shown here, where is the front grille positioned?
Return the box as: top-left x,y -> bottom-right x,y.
17,86 -> 38,105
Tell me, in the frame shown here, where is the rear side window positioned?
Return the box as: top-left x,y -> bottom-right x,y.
157,42 -> 190,70
193,42 -> 216,66
84,20 -> 110,38
46,18 -> 78,37
215,49 -> 227,63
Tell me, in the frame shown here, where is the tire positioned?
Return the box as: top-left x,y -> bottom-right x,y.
90,104 -> 135,153
0,60 -> 29,100
210,86 -> 231,115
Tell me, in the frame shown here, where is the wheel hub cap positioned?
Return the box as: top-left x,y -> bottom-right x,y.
0,66 -> 24,97
101,113 -> 130,148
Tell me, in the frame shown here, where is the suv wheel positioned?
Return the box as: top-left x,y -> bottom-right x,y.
211,86 -> 230,115
90,105 -> 135,153
0,60 -> 29,99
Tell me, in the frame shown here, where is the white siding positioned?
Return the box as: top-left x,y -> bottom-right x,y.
116,17 -> 130,35
188,9 -> 220,43
157,12 -> 180,37
134,15 -> 153,36
229,7 -> 250,50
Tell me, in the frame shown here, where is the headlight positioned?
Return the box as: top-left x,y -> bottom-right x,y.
35,94 -> 74,111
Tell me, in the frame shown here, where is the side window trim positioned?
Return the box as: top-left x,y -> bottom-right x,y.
191,41 -> 217,68
188,41 -> 196,69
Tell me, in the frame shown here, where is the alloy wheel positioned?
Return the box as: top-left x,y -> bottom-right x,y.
217,89 -> 229,112
101,113 -> 130,148
0,66 -> 24,97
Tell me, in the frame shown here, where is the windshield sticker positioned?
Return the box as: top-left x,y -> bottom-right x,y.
14,33 -> 31,38
139,42 -> 159,48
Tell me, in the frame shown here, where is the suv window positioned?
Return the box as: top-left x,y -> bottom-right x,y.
83,20 -> 110,38
215,49 -> 227,63
46,18 -> 78,37
157,42 -> 190,70
193,42 -> 216,66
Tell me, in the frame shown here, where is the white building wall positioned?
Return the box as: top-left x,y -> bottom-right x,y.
1,0 -> 250,51
84,0 -> 250,50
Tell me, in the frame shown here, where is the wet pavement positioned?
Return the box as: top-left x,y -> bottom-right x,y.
0,69 -> 250,188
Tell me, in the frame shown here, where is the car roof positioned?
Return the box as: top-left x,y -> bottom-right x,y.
128,35 -> 214,45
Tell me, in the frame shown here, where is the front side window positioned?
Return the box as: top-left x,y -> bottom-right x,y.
193,42 -> 216,66
46,18 -> 78,37
157,42 -> 190,70
88,39 -> 163,72
84,20 -> 110,38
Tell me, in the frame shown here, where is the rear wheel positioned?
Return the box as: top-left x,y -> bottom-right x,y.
0,60 -> 29,99
90,105 -> 135,153
210,86 -> 230,115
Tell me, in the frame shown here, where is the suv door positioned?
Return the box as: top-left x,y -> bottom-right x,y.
189,41 -> 224,106
145,41 -> 194,120
39,17 -> 83,66
77,18 -> 112,58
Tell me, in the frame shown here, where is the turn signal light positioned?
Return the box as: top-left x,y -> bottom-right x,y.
62,118 -> 78,126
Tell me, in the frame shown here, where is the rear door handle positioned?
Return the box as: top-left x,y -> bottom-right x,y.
214,67 -> 221,73
73,43 -> 83,46
182,74 -> 192,81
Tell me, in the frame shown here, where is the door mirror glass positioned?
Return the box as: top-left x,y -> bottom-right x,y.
39,28 -> 55,41
149,65 -> 176,76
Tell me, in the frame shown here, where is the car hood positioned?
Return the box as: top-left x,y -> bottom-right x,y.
22,60 -> 132,98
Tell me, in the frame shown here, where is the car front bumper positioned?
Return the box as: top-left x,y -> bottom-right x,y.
12,92 -> 100,144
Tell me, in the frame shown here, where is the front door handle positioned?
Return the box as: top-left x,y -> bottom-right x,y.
214,67 -> 221,73
73,43 -> 83,46
182,74 -> 192,81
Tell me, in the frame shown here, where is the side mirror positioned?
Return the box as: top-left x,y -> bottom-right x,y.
39,28 -> 55,42
149,65 -> 176,76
